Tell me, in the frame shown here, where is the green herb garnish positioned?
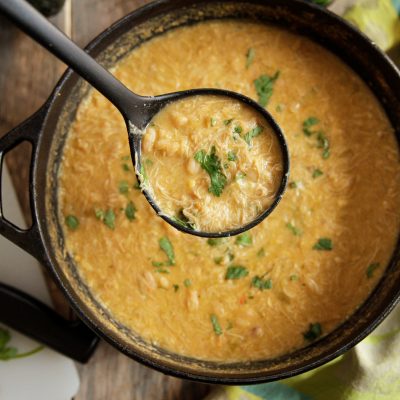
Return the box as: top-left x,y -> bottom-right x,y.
290,274 -> 299,281
244,125 -> 264,146
312,168 -> 323,178
233,125 -> 243,134
366,262 -> 380,278
65,215 -> 79,230
289,181 -> 298,189
207,238 -> 224,246
303,323 -> 322,341
313,238 -> 333,251
159,237 -> 175,266
155,268 -> 170,274
286,222 -> 302,236
184,279 -> 192,288
173,284 -> 180,292
95,208 -> 105,221
236,171 -> 246,180
257,248 -> 265,257
254,71 -> 280,107
122,163 -> 130,172
235,232 -> 252,247
172,211 -> 195,230
119,180 -> 130,194
251,275 -> 272,290
225,265 -> 249,280
317,132 -> 330,159
214,256 -> 224,265
303,117 -> 319,136
0,327 -> 43,361
227,151 -> 237,161
125,202 -> 137,221
194,146 -> 227,197
224,119 -> 234,126
210,117 -> 217,127
246,47 -> 255,68
104,209 -> 116,230
210,314 -> 223,336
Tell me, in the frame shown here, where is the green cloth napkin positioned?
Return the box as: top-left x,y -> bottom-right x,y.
206,1 -> 400,398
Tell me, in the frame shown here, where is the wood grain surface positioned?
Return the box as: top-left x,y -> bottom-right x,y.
0,1 -> 212,398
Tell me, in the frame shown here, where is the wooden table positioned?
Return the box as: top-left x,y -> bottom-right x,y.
0,1 -> 211,398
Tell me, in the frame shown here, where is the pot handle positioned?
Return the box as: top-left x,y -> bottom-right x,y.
0,107 -> 46,261
0,282 -> 99,363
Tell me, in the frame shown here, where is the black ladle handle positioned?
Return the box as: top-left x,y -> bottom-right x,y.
0,0 -> 139,119
0,282 -> 99,363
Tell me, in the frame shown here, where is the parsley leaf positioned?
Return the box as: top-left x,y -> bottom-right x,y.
227,151 -> 237,161
244,125 -> 264,146
290,274 -> 299,281
286,222 -> 302,236
312,168 -> 323,178
210,117 -> 217,127
207,238 -> 225,246
289,181 -> 298,189
0,327 -> 43,360
224,119 -> 234,126
184,278 -> 192,287
225,265 -> 249,280
210,314 -> 223,335
235,232 -> 252,247
159,237 -> 175,266
303,323 -> 322,341
122,163 -> 130,172
173,284 -> 180,292
233,125 -> 243,134
194,146 -> 227,197
125,202 -> 137,221
95,208 -> 105,220
65,215 -> 79,230
366,262 -> 380,278
317,132 -> 330,159
246,47 -> 255,68
172,210 -> 195,230
251,275 -> 272,290
303,117 -> 319,136
313,238 -> 333,251
254,71 -> 280,107
119,180 -> 130,194
104,209 -> 116,230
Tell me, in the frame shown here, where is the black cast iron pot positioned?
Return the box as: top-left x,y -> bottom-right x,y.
1,0 -> 400,384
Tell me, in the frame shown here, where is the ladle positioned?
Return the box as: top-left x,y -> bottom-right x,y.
0,0 -> 289,238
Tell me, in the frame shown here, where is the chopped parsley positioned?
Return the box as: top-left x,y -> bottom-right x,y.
227,151 -> 237,161
159,237 -> 175,266
214,256 -> 224,265
173,284 -> 180,292
312,168 -> 323,178
235,232 -> 252,247
289,181 -> 298,189
246,47 -> 255,68
184,279 -> 192,288
233,125 -> 243,134
125,202 -> 137,221
303,323 -> 322,341
244,125 -> 264,146
290,274 -> 299,281
225,265 -> 249,280
251,275 -> 272,290
104,209 -> 116,230
224,118 -> 234,126
257,248 -> 265,257
286,222 -> 302,236
210,314 -> 223,336
302,117 -> 319,136
194,146 -> 227,197
95,208 -> 105,220
210,117 -> 217,127
122,163 -> 130,172
207,238 -> 225,246
317,132 -> 330,159
119,180 -> 130,194
65,215 -> 79,230
313,238 -> 333,251
154,267 -> 170,274
366,262 -> 380,278
254,71 -> 280,107
0,327 -> 43,360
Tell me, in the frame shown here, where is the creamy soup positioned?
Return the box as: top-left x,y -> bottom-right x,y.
141,95 -> 284,232
59,21 -> 400,361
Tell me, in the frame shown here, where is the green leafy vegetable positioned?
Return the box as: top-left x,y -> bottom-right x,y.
210,117 -> 217,127
227,151 -> 237,161
244,125 -> 264,146
173,284 -> 180,292
225,265 -> 249,280
303,323 -> 322,341
119,180 -> 130,194
122,163 -> 130,172
154,267 -> 170,274
254,71 -> 280,107
95,208 -> 105,220
65,215 -> 79,230
125,202 -> 137,221
159,237 -> 175,266
104,209 -> 116,230
246,47 -> 255,68
235,232 -> 252,247
286,222 -> 302,236
207,238 -> 225,246
317,132 -> 330,159
366,262 -> 380,278
210,314 -> 223,335
194,146 -> 227,197
313,238 -> 333,251
233,125 -> 243,134
312,168 -> 324,178
251,275 -> 272,290
0,327 -> 43,361
184,279 -> 192,288
224,119 -> 234,126
290,274 -> 299,281
289,181 -> 298,189
303,117 -> 319,136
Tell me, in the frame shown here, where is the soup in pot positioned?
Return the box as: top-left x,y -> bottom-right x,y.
59,21 -> 400,361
